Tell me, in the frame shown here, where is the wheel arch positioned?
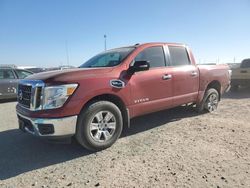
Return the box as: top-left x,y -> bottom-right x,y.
80,94 -> 130,128
206,80 -> 221,100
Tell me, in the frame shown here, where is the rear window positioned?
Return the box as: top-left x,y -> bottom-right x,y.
169,46 -> 190,66
241,59 -> 250,68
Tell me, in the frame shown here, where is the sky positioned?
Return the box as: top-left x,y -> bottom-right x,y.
0,0 -> 249,67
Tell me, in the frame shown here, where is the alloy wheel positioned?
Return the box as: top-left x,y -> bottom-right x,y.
89,111 -> 116,142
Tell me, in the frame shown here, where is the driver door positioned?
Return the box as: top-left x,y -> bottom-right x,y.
129,46 -> 173,117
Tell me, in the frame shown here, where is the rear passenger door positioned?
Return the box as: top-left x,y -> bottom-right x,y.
167,45 -> 199,106
129,46 -> 173,117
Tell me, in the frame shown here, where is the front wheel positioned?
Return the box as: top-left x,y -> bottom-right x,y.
196,88 -> 219,113
76,101 -> 123,151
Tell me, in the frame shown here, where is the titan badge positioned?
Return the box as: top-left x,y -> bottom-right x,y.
110,79 -> 125,89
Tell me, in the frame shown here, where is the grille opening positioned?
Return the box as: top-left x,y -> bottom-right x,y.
37,124 -> 54,135
18,83 -> 43,110
18,84 -> 32,108
18,115 -> 34,132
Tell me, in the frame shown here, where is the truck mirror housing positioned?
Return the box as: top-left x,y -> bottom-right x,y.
128,61 -> 150,74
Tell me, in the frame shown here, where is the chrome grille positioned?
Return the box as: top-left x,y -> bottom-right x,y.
18,84 -> 32,108
35,87 -> 43,108
17,80 -> 45,111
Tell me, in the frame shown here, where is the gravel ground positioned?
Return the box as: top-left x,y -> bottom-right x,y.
0,88 -> 249,188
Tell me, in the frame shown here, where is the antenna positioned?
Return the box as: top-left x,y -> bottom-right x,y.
104,34 -> 107,51
65,40 -> 70,65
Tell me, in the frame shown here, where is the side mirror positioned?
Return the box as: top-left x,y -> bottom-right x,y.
128,61 -> 150,74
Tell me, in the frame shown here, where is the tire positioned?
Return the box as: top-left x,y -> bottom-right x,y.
196,88 -> 219,113
76,101 -> 123,151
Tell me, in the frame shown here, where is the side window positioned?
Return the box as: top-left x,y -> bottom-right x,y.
168,46 -> 190,66
15,70 -> 33,79
134,46 -> 165,68
0,69 -> 15,79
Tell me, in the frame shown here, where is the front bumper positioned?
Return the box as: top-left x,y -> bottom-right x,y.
17,112 -> 77,137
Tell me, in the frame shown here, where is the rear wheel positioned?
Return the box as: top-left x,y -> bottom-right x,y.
76,101 -> 123,151
196,88 -> 219,113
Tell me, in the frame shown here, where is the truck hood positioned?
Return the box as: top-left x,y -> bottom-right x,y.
25,68 -> 113,84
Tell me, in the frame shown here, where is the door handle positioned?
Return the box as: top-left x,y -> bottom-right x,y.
191,71 -> 198,76
162,74 -> 172,80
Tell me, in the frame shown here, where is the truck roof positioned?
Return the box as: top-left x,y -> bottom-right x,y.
137,42 -> 186,46
112,42 -> 186,51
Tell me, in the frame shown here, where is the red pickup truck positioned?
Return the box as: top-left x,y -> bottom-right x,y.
16,43 -> 230,151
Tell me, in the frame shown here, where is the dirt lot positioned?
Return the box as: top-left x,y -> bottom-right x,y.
0,88 -> 249,188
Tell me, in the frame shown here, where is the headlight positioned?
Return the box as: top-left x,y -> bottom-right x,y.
43,84 -> 78,109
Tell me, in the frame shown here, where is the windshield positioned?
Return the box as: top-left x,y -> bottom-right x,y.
79,47 -> 135,68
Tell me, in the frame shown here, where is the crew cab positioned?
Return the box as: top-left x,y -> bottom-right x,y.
231,58 -> 250,91
16,43 -> 230,151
